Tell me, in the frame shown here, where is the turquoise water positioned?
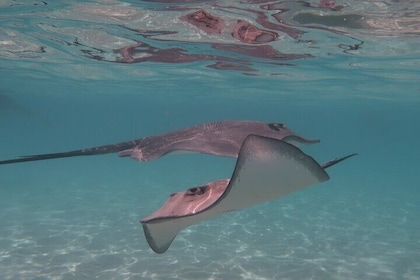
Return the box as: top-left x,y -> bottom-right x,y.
0,1 -> 419,279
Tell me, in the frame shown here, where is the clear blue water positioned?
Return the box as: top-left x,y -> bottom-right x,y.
0,1 -> 419,279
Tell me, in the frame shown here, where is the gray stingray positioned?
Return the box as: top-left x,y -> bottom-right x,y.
0,93 -> 39,119
141,135 -> 357,254
0,120 -> 319,165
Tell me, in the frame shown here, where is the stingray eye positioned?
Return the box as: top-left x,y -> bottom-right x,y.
186,186 -> 207,195
268,123 -> 285,131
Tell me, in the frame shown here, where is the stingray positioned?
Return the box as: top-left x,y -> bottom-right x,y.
141,135 -> 357,253
0,120 -> 319,165
0,93 -> 37,118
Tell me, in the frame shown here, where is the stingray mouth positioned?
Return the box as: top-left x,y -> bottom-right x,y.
282,135 -> 320,146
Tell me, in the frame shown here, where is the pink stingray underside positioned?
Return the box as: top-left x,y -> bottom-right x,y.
142,179 -> 230,222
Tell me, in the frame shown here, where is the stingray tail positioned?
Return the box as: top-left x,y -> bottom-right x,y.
0,140 -> 141,165
321,153 -> 358,169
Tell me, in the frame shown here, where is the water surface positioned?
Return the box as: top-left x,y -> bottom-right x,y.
0,1 -> 419,279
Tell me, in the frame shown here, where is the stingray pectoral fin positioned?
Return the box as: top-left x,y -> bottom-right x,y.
142,219 -> 181,254
214,135 -> 329,210
141,135 -> 330,253
142,214 -> 209,254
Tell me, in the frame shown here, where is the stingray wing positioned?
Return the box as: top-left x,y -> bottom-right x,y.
141,135 -> 329,253
213,135 -> 329,210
